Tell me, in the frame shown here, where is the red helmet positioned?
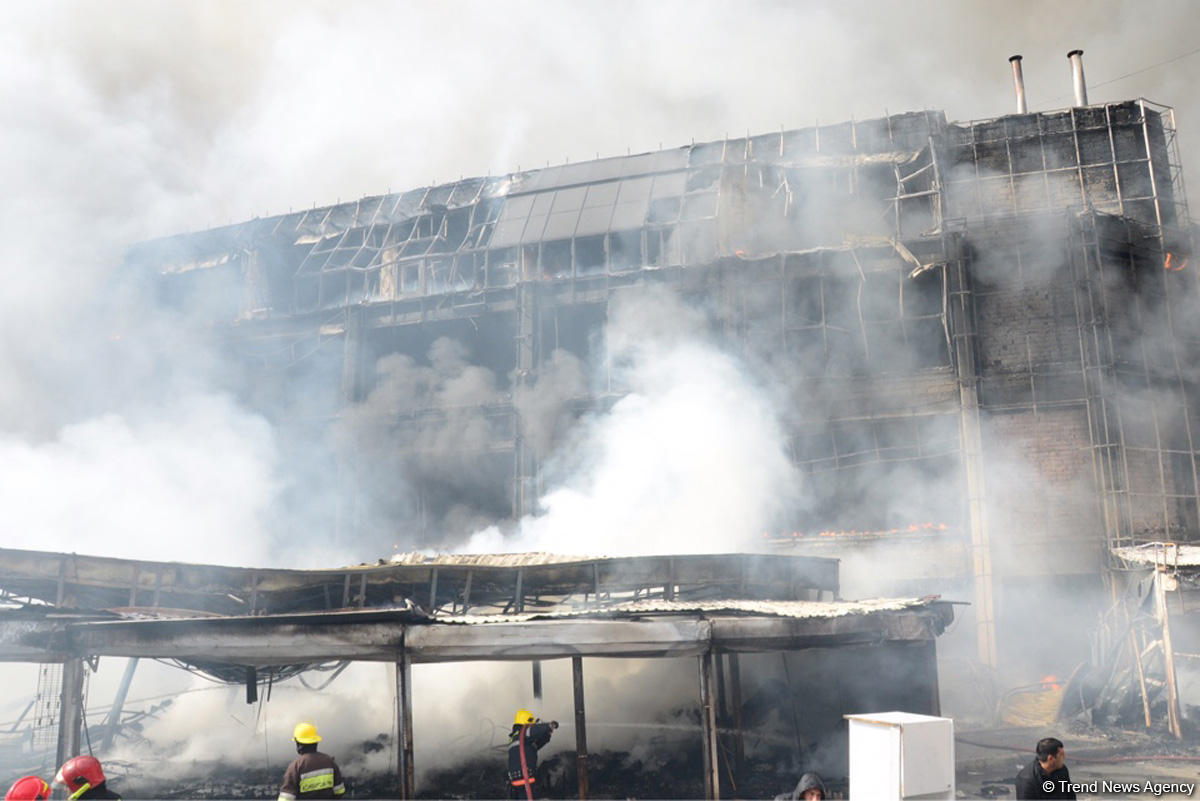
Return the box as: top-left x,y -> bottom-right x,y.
4,776 -> 51,800
54,755 -> 106,797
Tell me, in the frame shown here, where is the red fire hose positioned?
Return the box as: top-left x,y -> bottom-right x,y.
518,724 -> 533,801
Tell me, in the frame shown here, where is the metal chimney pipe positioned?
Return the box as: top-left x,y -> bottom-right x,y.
1009,55 -> 1028,113
1067,49 -> 1088,106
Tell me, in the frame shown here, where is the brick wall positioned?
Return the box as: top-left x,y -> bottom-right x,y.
982,408 -> 1103,575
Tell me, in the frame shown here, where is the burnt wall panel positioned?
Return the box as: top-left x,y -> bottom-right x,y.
983,409 -> 1103,575
128,101 -> 1197,560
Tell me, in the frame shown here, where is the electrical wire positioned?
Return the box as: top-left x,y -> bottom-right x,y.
1047,45 -> 1200,104
297,661 -> 351,691
955,736 -> 1200,763
82,705 -> 94,756
1090,46 -> 1200,92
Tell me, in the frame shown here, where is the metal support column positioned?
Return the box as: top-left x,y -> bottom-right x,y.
1129,629 -> 1152,728
336,307 -> 366,547
1153,570 -> 1183,738
340,306 -> 366,405
55,657 -> 86,769
698,652 -> 720,800
512,280 -> 538,519
728,653 -> 745,775
946,251 -> 998,667
395,646 -> 415,798
714,654 -> 728,724
101,658 -> 139,750
572,656 -> 589,800
513,280 -> 543,699
925,640 -> 942,716
1069,215 -> 1129,552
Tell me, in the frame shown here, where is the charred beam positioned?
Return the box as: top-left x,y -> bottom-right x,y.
396,644 -> 415,799
101,657 -> 139,749
55,657 -> 85,768
572,656 -> 589,800
698,651 -> 719,800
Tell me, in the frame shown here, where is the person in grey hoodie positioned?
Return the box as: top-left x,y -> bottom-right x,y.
774,772 -> 826,801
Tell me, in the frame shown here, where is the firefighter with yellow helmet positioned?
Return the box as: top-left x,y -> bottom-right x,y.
277,721 -> 346,800
507,708 -> 558,799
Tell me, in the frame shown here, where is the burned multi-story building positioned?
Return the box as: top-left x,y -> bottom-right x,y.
128,65 -> 1196,684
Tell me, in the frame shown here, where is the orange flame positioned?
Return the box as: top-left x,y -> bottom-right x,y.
1165,252 -> 1188,272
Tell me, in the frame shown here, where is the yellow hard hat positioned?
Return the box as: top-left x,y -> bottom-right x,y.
293,722 -> 322,744
514,709 -> 536,726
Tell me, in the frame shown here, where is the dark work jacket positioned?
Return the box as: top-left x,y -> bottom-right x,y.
278,750 -> 346,800
1015,758 -> 1076,800
507,723 -> 554,782
76,784 -> 122,800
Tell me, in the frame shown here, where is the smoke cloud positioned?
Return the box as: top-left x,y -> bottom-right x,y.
2,0 -> 1199,793
467,287 -> 799,555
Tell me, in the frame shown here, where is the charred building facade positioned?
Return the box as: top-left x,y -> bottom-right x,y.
129,98 -> 1197,672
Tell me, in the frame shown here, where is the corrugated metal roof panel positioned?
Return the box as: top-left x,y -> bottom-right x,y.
388,552 -> 608,567
441,596 -> 940,625
1112,543 -> 1200,568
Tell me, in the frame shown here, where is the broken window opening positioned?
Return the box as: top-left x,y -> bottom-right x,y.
392,218 -> 417,243
541,240 -> 572,280
400,263 -> 422,296
449,253 -> 480,291
648,196 -> 681,224
487,248 -> 518,287
575,235 -> 606,276
608,230 -> 642,273
426,258 -> 452,294
294,275 -> 319,312
686,165 -> 723,192
444,209 -> 470,249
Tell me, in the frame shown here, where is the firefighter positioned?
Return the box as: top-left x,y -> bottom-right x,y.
53,755 -> 121,800
278,721 -> 346,800
506,709 -> 558,799
4,776 -> 51,800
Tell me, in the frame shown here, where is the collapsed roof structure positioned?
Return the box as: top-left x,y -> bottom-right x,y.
1091,543 -> 1200,737
0,547 -> 951,797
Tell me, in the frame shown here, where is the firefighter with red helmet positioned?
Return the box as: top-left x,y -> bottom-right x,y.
4,776 -> 51,800
54,755 -> 120,800
278,721 -> 346,800
506,709 -> 558,799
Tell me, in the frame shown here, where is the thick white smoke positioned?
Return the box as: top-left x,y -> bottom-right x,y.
467,287 -> 799,556
0,396 -> 278,565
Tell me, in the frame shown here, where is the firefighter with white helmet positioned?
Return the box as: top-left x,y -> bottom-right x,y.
277,721 -> 346,800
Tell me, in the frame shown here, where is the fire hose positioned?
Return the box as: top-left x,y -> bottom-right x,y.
518,724 -> 533,801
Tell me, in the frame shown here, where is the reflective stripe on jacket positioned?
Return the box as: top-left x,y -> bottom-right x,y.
279,751 -> 346,799
506,723 -> 554,781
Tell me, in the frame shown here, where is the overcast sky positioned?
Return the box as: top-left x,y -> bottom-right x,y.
3,0 -> 1197,244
